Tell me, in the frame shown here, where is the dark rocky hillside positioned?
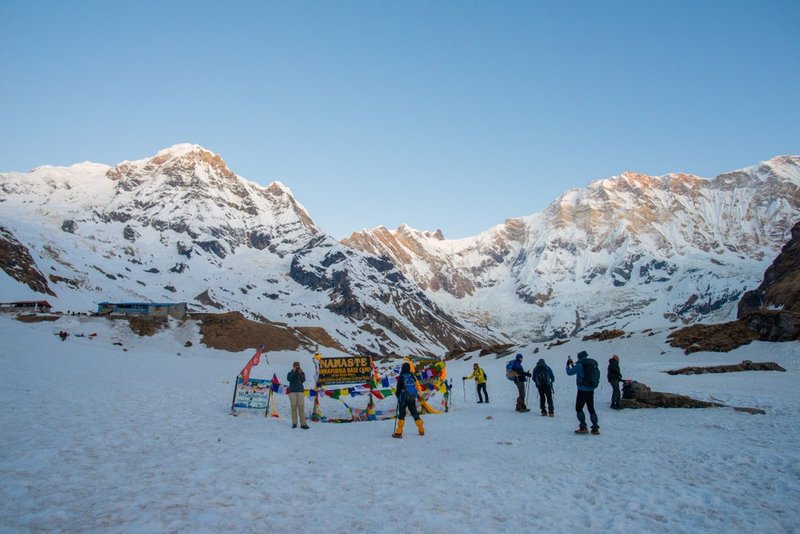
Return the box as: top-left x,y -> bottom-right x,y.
669,220 -> 800,353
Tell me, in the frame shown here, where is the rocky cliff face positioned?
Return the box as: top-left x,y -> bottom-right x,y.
0,144 -> 499,356
343,157 -> 800,341
739,220 -> 800,316
669,219 -> 800,353
0,226 -> 55,296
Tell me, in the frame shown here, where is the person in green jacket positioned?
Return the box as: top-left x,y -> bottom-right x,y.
463,363 -> 489,403
287,361 -> 309,429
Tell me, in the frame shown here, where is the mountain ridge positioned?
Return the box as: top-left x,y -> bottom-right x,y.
342,155 -> 800,341
0,144 -> 501,356
2,145 -> 798,350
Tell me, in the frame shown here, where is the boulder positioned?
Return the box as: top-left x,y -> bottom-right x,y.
620,380 -> 724,409
666,360 -> 786,375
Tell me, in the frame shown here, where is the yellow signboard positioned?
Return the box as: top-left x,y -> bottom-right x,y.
317,356 -> 374,386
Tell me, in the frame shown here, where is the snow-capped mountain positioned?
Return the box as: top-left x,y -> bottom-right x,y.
0,144 -> 499,356
342,156 -> 800,341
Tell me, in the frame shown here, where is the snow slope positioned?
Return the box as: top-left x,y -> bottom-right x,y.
1,315 -> 798,532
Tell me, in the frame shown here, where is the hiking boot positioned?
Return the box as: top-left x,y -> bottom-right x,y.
541,411 -> 548,416
292,424 -> 297,429
591,428 -> 600,435
574,427 -> 589,434
301,425 -> 310,429
548,412 -> 554,417
392,419 -> 405,438
477,400 -> 483,404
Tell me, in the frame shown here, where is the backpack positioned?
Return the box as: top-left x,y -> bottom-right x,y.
622,380 -> 636,399
533,365 -> 551,387
581,358 -> 600,389
402,373 -> 418,398
505,361 -> 518,381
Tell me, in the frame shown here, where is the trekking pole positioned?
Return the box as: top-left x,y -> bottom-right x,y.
525,375 -> 531,406
263,381 -> 271,418
462,379 -> 466,403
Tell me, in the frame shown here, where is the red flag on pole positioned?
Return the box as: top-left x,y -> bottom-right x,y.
240,345 -> 265,385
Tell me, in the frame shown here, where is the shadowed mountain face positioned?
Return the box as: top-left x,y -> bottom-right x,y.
0,226 -> 55,297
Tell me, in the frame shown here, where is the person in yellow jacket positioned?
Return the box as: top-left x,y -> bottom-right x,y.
463,363 -> 489,403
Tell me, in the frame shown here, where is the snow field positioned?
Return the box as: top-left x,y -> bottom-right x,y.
1,315 -> 799,532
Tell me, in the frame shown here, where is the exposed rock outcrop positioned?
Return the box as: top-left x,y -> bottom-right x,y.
738,220 -> 800,316
620,381 -> 725,409
0,226 -> 56,296
194,311 -> 345,353
669,220 -> 800,353
666,360 -> 786,375
582,329 -> 625,341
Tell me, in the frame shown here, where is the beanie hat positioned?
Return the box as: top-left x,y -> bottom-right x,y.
537,358 -> 545,365
401,362 -> 411,373
516,353 -> 523,360
577,350 -> 588,359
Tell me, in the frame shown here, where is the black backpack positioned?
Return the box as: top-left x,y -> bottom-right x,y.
581,358 -> 600,389
533,365 -> 551,387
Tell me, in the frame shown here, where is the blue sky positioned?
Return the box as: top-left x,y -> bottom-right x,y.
1,1 -> 798,239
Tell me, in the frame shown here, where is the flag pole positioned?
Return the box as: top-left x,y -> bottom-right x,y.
230,374 -> 241,415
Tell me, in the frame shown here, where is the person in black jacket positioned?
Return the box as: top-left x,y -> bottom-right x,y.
532,358 -> 555,416
287,361 -> 309,429
607,354 -> 623,409
393,362 -> 425,438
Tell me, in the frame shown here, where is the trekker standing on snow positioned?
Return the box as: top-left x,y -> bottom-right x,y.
510,354 -> 532,412
532,358 -> 555,417
287,361 -> 309,429
393,362 -> 425,438
607,354 -> 623,409
566,351 -> 600,435
463,363 -> 489,403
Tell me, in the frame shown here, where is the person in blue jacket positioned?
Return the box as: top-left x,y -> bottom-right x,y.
566,351 -> 599,434
392,362 -> 425,438
511,354 -> 532,412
